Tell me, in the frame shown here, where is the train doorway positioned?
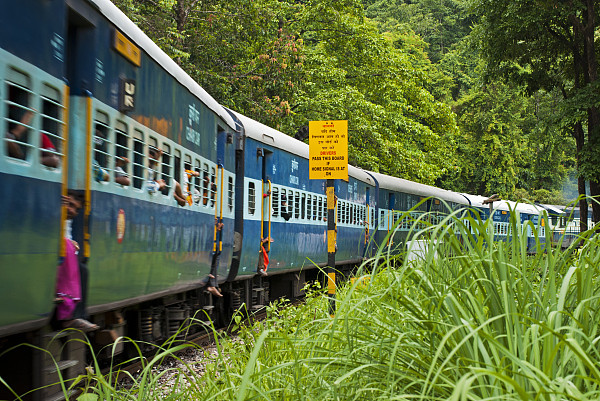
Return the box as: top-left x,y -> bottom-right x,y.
259,148 -> 273,275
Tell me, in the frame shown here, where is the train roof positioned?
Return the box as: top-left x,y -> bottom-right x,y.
369,171 -> 467,204
231,111 -> 376,186
461,194 -> 546,215
540,204 -> 566,215
88,0 -> 236,130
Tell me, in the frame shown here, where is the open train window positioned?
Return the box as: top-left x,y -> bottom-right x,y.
132,130 -> 144,189
380,210 -> 385,229
301,193 -> 306,220
39,84 -> 63,168
160,144 -> 171,195
93,113 -> 111,182
148,137 -> 160,193
306,194 -> 312,220
193,159 -> 201,200
287,190 -> 294,217
272,187 -> 279,217
5,71 -> 33,161
248,182 -> 256,215
228,176 -> 234,212
312,195 -> 317,221
294,192 -> 300,219
318,197 -> 323,221
202,163 -> 209,206
114,121 -> 130,186
210,167 -> 216,207
173,150 -> 182,195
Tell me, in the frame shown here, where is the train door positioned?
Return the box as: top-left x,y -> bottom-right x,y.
211,127 -> 227,279
259,148 -> 273,274
63,6 -> 95,259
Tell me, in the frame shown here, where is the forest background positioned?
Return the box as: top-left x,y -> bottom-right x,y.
112,0 -> 600,215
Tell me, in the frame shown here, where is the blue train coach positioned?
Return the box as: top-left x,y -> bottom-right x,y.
1,0 -> 237,398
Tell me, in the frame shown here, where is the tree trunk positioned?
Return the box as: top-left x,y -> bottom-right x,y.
575,122 -> 588,233
583,0 -> 600,223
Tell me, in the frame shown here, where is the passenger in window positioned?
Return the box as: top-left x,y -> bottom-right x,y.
40,132 -> 60,168
280,194 -> 292,221
147,147 -> 166,194
202,175 -> 217,207
93,129 -> 109,182
183,163 -> 200,205
114,157 -> 130,186
173,179 -> 187,207
5,109 -> 33,159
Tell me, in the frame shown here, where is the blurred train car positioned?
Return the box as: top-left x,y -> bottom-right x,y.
367,171 -> 467,250
460,194 -> 548,251
1,0 -> 237,398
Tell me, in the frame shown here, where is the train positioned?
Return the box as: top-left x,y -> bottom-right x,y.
0,0 -> 587,400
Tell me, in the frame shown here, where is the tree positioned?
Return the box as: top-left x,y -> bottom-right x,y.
472,0 -> 600,228
112,0 -> 460,184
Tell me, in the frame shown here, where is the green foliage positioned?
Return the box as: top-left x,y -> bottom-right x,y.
112,0 -> 460,184
470,0 -> 600,214
109,0 -> 581,203
190,210 -> 600,400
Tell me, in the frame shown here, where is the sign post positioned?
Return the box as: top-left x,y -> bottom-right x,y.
309,120 -> 348,316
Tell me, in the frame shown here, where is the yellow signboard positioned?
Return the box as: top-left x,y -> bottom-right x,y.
114,30 -> 142,67
309,120 -> 348,180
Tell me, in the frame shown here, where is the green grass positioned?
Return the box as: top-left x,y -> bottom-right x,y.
5,206 -> 600,400
189,207 -> 600,400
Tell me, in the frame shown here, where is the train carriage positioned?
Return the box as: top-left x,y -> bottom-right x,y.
229,111 -> 377,282
367,171 -> 467,251
1,0 -> 238,398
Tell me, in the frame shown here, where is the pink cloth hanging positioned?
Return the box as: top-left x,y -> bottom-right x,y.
55,238 -> 81,320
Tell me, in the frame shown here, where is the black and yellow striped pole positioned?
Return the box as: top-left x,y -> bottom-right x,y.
327,179 -> 336,316
309,120 -> 348,317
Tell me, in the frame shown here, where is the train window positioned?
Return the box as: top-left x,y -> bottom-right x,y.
281,188 -> 288,219
301,193 -> 306,220
160,144 -> 171,195
114,122 -> 130,186
194,159 -> 201,201
93,113 -> 110,182
5,73 -> 33,161
228,176 -> 234,212
337,200 -> 342,223
248,182 -> 256,215
202,163 -> 209,206
294,192 -> 300,219
174,150 -> 182,194
380,210 -> 385,229
318,197 -> 323,221
312,196 -> 317,220
132,130 -> 144,189
148,137 -> 160,192
210,167 -> 216,207
183,154 -> 194,204
347,203 -> 351,224
39,84 -> 63,168
272,187 -> 279,217
306,194 -> 312,220
287,190 -> 294,218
